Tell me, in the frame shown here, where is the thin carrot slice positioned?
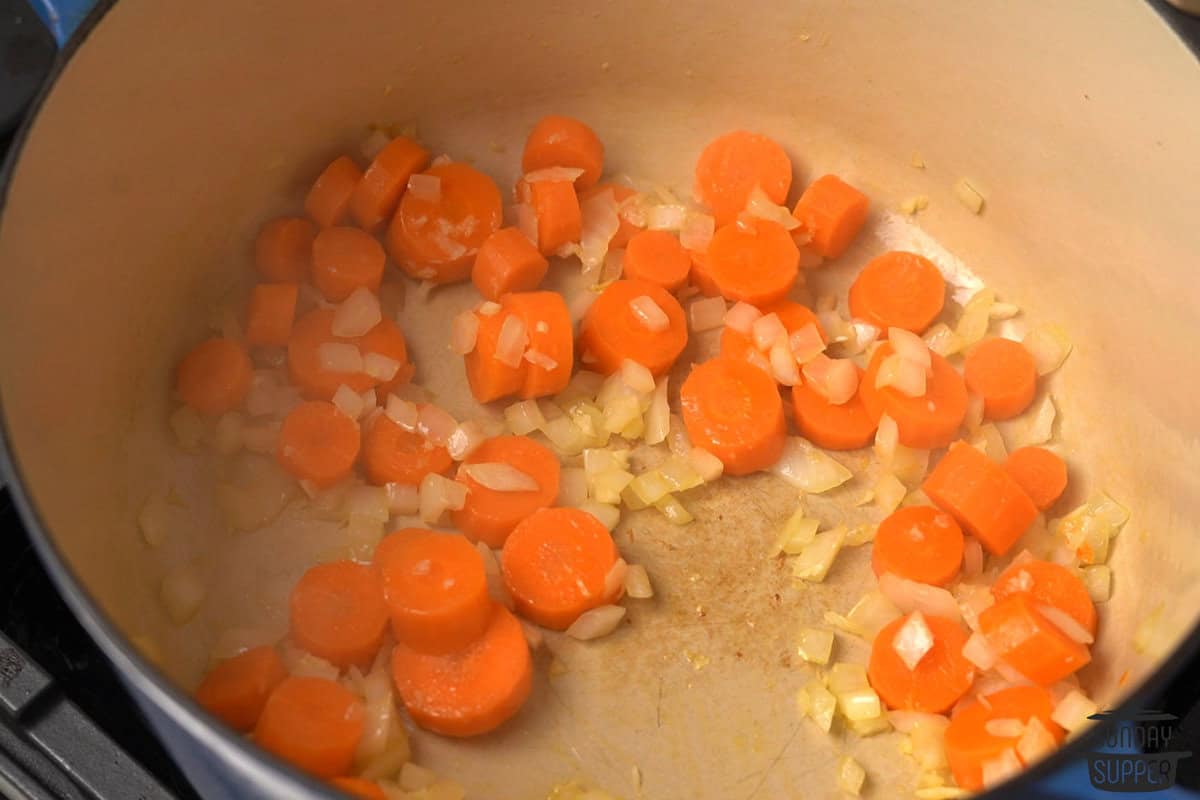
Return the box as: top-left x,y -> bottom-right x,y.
582,183 -> 641,247
694,130 -> 792,226
287,309 -> 374,400
872,506 -> 965,586
350,136 -> 432,233
503,291 -> 574,398
868,613 -> 974,713
688,250 -> 723,297
311,226 -> 386,303
848,251 -> 945,333
391,604 -> 532,737
472,227 -> 549,301
522,115 -> 605,190
979,594 -> 1091,685
923,441 -> 1038,556
452,436 -> 560,548
375,529 -> 492,654
253,676 -> 364,778
860,343 -> 968,450
964,337 -> 1038,420
330,778 -> 387,800
500,507 -> 619,630
705,218 -> 800,307
289,560 -> 389,669
579,278 -> 688,376
1004,446 -> 1068,511
464,304 -> 526,403
621,230 -> 691,292
175,337 -> 253,415
944,686 -> 1065,791
359,316 -> 413,399
680,356 -> 786,476
519,178 -> 582,256
361,413 -> 452,486
720,300 -> 824,365
993,559 -> 1097,635
276,401 -> 361,488
791,372 -> 878,451
255,217 -> 316,282
791,174 -> 870,259
245,283 -> 299,347
194,645 -> 287,732
305,156 -> 363,229
387,163 -> 503,284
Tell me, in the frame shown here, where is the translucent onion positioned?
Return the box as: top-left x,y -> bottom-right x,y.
771,437 -> 853,493
450,311 -> 479,355
875,353 -> 927,397
332,384 -> 366,419
385,482 -> 420,516
418,473 -> 468,523
789,324 -> 826,364
385,395 -> 419,431
503,399 -> 545,435
999,393 -> 1056,450
1024,323 -> 1073,375
892,611 -> 935,670
924,322 -> 964,357
962,631 -> 998,671
212,411 -> 244,456
557,467 -> 588,507
139,491 -> 172,548
688,446 -> 724,482
345,485 -> 389,523
407,173 -> 441,202
603,558 -> 628,601
791,526 -> 847,582
752,312 -> 788,351
962,538 -> 984,577
957,583 -> 996,632
477,300 -> 502,316
846,591 -> 902,638
804,355 -> 859,405
796,627 -> 835,664
687,295 -> 727,332
565,604 -> 626,640
837,756 -> 866,797
577,188 -> 620,277
623,564 -> 653,598
628,295 -> 670,332
1037,604 -> 1094,645
363,353 -> 401,382
495,315 -> 528,368
1081,565 -> 1112,603
770,509 -> 820,556
646,204 -> 687,231
399,763 -> 439,792
743,185 -> 801,230
889,326 -> 932,368
874,473 -> 906,515
523,166 -> 585,183
724,301 -> 762,334
577,501 -> 621,531
417,404 -> 457,446
332,286 -> 383,338
524,349 -> 558,370
644,377 -> 671,445
879,572 -> 963,622
679,211 -> 715,252
318,342 -> 363,373
445,420 -> 487,461
460,462 -> 539,492
620,358 -> 656,394
160,565 -> 206,625
875,414 -> 899,463
955,288 -> 995,347
769,341 -> 800,386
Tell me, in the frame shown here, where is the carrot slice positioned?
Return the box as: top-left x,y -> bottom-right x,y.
375,528 -> 492,654
349,136 -> 431,233
245,283 -> 299,348
868,613 -> 974,713
993,559 -> 1097,635
964,337 -> 1038,420
276,401 -> 361,488
287,309 -> 374,400
694,131 -> 792,226
387,163 -> 503,284
463,304 -> 526,403
720,300 -> 824,366
872,506 -> 965,586
175,337 -> 253,415
848,251 -> 945,333
311,226 -> 386,303
621,230 -> 691,292
705,218 -> 800,306
519,178 -> 582,256
923,441 -> 1038,556
255,217 -> 316,282
979,594 -> 1091,685
503,291 -> 574,398
330,778 -> 387,800
305,156 -> 363,229
860,343 -> 968,450
452,435 -> 561,548
688,250 -> 722,297
944,686 -> 1065,791
391,604 -> 532,737
500,507 -> 619,630
253,676 -> 364,778
582,183 -> 641,247
1004,446 -> 1068,511
791,371 -> 878,451
472,227 -> 549,301
289,560 -> 389,669
680,357 -> 786,476
361,413 -> 452,486
359,316 -> 413,400
522,115 -> 605,190
791,174 -> 870,259
194,645 -> 286,732
579,278 -> 688,376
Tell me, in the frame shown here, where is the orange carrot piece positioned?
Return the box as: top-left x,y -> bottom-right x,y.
944,686 -> 1065,791
375,529 -> 492,654
979,594 -> 1091,685
791,174 -> 870,259
350,136 -> 431,233
361,412 -> 452,486
694,131 -> 792,226
993,559 -> 1097,635
472,227 -> 549,301
621,230 -> 691,292
680,357 -> 787,476
964,337 -> 1038,421
391,604 -> 532,737
289,560 -> 389,669
253,676 -> 364,778
705,218 -> 800,307
860,343 -> 968,450
688,250 -> 723,297
255,217 -> 316,282
868,613 -> 974,713
276,401 -> 361,488
330,778 -> 388,800
500,507 -> 619,630
305,156 -> 363,229
287,309 -> 375,400
519,178 -> 582,256
311,226 -> 386,303
582,183 -> 641,247
194,645 -> 287,732
522,115 -> 605,190
791,370 -> 879,451
245,283 -> 299,347
503,291 -> 574,398
175,337 -> 253,415
452,435 -> 561,548
848,251 -> 946,333
720,300 -> 824,366
1004,446 -> 1068,511
387,163 -> 503,284
872,506 -> 965,587
578,278 -> 688,376
923,441 -> 1038,556
359,316 -> 413,400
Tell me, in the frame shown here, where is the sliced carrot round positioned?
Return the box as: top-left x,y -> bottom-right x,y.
848,251 -> 945,333
245,283 -> 299,348
579,278 -> 688,376
194,645 -> 286,732
359,316 -> 413,400
978,594 -> 1091,685
391,604 -> 532,737
287,309 -> 375,400
860,343 -> 968,450
503,291 -> 574,398
964,337 -> 1038,421
791,369 -> 877,451
464,305 -> 526,403
330,778 -> 388,800
452,435 -> 560,548
472,227 -> 549,301
1004,446 -> 1068,511
520,178 -> 582,256
289,560 -> 389,669
688,250 -> 722,297
253,676 -> 364,778
872,506 -> 965,586
993,558 -> 1097,635
791,174 -> 870,259
175,337 -> 253,415
622,230 -> 691,292
255,217 -> 316,282
501,507 -> 619,630
944,686 -> 1065,791
694,131 -> 792,226
276,401 -> 361,488
582,183 -> 641,247
311,226 -> 386,303
350,136 -> 431,233
868,613 -> 974,713
720,300 -> 824,366
705,218 -> 800,307
680,356 -> 787,476
361,413 -> 452,486
522,115 -> 605,190
305,156 -> 363,229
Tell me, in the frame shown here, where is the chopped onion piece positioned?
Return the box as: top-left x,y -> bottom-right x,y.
624,564 -> 653,598
724,301 -> 762,334
962,631 -> 998,671
1024,324 -> 1073,375
836,756 -> 866,797
407,173 -> 441,202
461,462 -> 539,492
803,355 -> 859,404
587,468 -> 634,505
565,604 -> 626,640
600,248 -> 625,284
970,423 -> 1009,462
495,315 -> 528,368
1054,492 -> 1127,566
332,384 -> 366,419
363,353 -> 401,382
445,420 -> 487,461
955,288 -> 995,347
980,748 -> 1021,789
769,342 -> 800,386
744,185 -> 802,230
999,393 -> 1056,450
848,321 -> 881,355
577,189 -> 620,277
523,166 -> 585,183
791,526 -> 847,582
578,501 -> 621,531
990,302 -> 1021,320
892,611 -> 935,670
752,312 -> 788,350
602,558 -> 629,602
1016,716 -> 1057,764
963,538 -> 984,577
504,399 -> 545,435
879,573 -> 962,623
658,456 -> 703,493
385,482 -> 420,516
874,473 -> 906,515
667,413 -> 691,456
399,763 -> 439,792
628,296 -> 670,332
523,349 -> 558,370
1081,565 -> 1112,602
838,686 -> 883,722
845,524 -> 877,546
957,583 -> 995,631
984,717 -> 1026,739
847,591 -> 902,638
418,473 -> 467,523
556,467 -> 588,507
771,437 -> 853,493
628,470 -> 673,505
161,565 -> 206,625
796,627 -> 835,665
924,323 -> 964,357
450,311 -> 479,355
318,342 -> 363,373
417,404 -> 457,446
829,662 -> 870,694
332,286 -> 383,338
1037,604 -> 1094,645
359,128 -> 391,161
345,485 -> 389,523
679,211 -> 715,252
804,681 -> 837,732
789,324 -> 826,364
889,327 -> 932,368
477,300 -> 502,316
688,446 -> 724,482
620,358 -> 656,394
770,508 -> 820,556
646,204 -> 687,231
687,295 -> 726,332
875,414 -> 899,463
385,395 -> 419,431
139,491 -> 172,548
875,353 -> 927,397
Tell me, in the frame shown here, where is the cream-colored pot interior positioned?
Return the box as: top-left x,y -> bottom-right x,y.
2,0 -> 1200,797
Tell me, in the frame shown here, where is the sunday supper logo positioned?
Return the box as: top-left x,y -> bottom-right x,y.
1087,710 -> 1192,793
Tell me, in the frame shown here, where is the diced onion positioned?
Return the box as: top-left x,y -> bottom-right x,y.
875,414 -> 899,463
407,173 -> 442,202
283,646 -> 340,681
829,662 -> 870,694
578,501 -> 621,531
556,467 -> 588,507
543,416 -> 589,455
971,423 -> 1008,462
791,526 -> 847,582
363,353 -> 401,382
629,296 -> 670,332
1024,324 -> 1072,375
600,248 -> 625,284
838,686 -> 884,722
796,627 -> 835,664
875,353 -> 927,397
1036,604 -> 1094,645
647,204 -> 687,231
523,166 -> 585,183
962,631 -> 998,670
566,604 -> 626,640
892,611 -> 935,670
417,404 -> 457,446
679,212 -> 715,252
385,395 -> 419,431
385,482 -> 420,516
999,393 -> 1056,450
724,301 -> 762,334
983,717 -> 1026,739
803,355 -> 858,405
789,324 -> 826,364
980,748 -> 1021,789
623,564 -> 653,598
1054,492 -> 1127,566
477,300 -> 502,316
445,420 -> 487,461
161,565 -> 206,625
399,763 -> 439,793
577,189 -> 620,277
418,473 -> 468,523
847,591 -> 902,638
744,185 -> 801,230
889,327 -> 932,368
1081,565 -> 1112,603
752,313 -> 788,351
836,756 -> 866,797
874,473 -> 906,514
1016,717 -> 1057,765
333,384 -> 366,419
628,470 -> 673,505
139,491 -> 172,547
619,358 -> 656,394
957,583 -> 995,632
769,342 -> 800,386
688,446 -> 724,482
503,399 -> 545,435
359,128 -> 391,161
879,573 -> 963,622
524,349 -> 558,370
495,315 -> 528,368
687,295 -> 726,332
450,312 -> 479,355
603,558 -> 628,601
461,462 -> 539,492
848,321 -> 881,355
963,538 -> 984,577
924,323 -> 964,357
318,342 -> 363,373
332,286 -> 383,338
644,377 -> 670,445
771,437 -> 853,493
955,288 -> 995,347
1051,689 -> 1098,732
804,681 -> 837,732
345,485 -> 389,523
770,508 -> 820,556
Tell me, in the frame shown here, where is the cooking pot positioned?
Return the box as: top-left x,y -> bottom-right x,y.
2,1 -> 1200,797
